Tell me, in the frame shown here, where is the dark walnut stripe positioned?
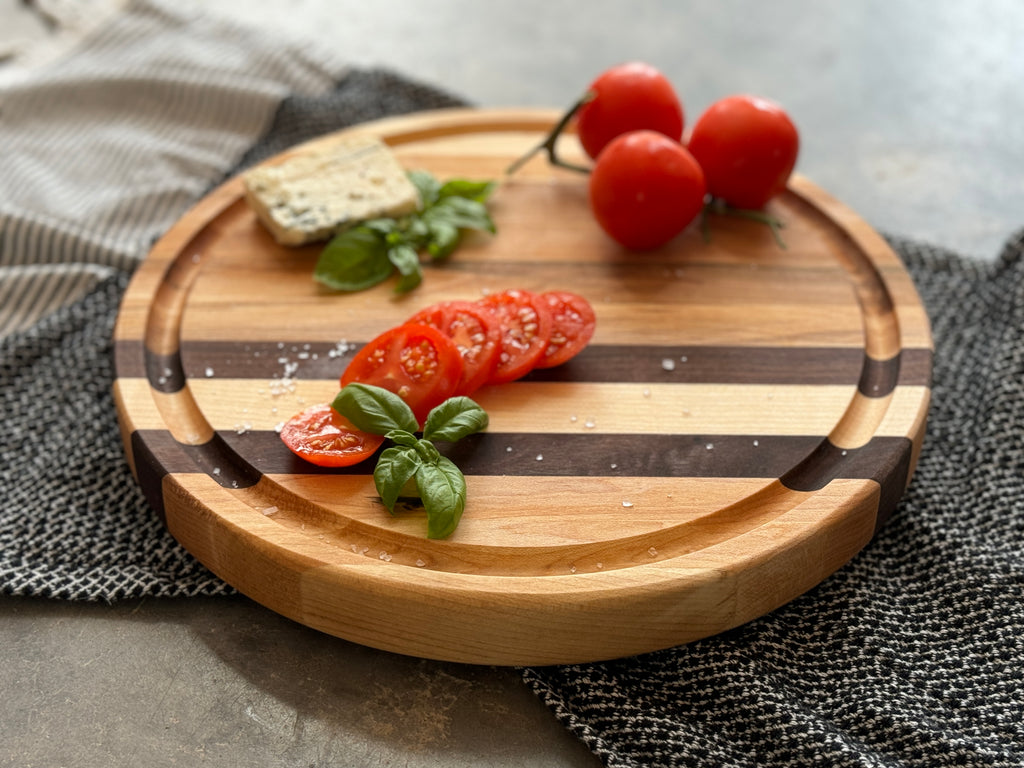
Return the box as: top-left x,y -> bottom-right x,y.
134,428 -> 910,488
780,435 -> 913,531
130,430 -> 262,520
115,339 -> 933,390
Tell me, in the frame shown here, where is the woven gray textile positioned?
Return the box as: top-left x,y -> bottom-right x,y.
2,5 -> 1023,763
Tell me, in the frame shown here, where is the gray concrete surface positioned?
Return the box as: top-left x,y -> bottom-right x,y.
2,1 -> 1024,766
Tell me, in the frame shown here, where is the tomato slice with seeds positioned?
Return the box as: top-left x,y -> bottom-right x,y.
340,322 -> 464,425
407,300 -> 501,396
478,289 -> 553,385
280,403 -> 384,467
535,291 -> 597,368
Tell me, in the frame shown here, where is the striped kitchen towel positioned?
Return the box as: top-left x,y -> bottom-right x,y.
0,0 -> 349,336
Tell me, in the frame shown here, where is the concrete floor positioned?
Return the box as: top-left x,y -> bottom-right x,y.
3,1 -> 1024,766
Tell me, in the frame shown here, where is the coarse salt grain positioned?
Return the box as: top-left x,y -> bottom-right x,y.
262,506 -> 278,516
662,358 -> 676,371
622,500 -> 634,508
648,547 -> 658,556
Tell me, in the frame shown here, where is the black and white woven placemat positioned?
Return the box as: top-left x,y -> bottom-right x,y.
2,4 -> 1023,765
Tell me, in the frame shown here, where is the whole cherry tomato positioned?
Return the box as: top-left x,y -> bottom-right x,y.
687,95 -> 799,210
575,62 -> 684,161
588,130 -> 706,251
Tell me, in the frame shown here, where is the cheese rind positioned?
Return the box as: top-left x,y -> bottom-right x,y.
243,135 -> 420,246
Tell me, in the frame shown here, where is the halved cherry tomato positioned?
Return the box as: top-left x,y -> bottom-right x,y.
407,300 -> 501,396
280,403 -> 384,467
575,61 -> 684,161
589,130 -> 707,250
536,291 -> 597,368
478,289 -> 553,385
341,323 -> 463,425
687,94 -> 799,210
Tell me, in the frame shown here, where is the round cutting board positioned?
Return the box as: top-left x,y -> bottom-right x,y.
113,108 -> 932,665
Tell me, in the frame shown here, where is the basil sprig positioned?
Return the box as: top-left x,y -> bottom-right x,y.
314,170 -> 496,294
331,383 -> 489,539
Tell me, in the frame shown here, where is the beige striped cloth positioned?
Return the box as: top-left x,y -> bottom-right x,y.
0,0 -> 348,336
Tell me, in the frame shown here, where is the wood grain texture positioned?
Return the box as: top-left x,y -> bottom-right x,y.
112,108 -> 933,665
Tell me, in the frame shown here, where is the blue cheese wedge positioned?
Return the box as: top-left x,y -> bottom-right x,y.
243,135 -> 420,246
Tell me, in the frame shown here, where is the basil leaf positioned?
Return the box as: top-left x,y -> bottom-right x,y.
426,197 -> 496,234
415,438 -> 442,463
374,446 -> 423,513
438,178 -> 496,203
407,169 -> 440,208
401,217 -> 430,248
423,397 -> 489,442
362,218 -> 399,237
425,220 -> 460,260
331,383 -> 418,435
388,243 -> 423,293
385,429 -> 419,448
314,226 -> 393,292
416,457 -> 467,539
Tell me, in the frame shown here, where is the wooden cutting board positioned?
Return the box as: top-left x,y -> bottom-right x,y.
113,108 -> 932,665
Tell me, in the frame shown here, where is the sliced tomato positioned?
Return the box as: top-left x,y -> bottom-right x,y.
407,300 -> 501,396
535,291 -> 597,368
280,403 -> 384,467
341,322 -> 464,425
477,289 -> 553,385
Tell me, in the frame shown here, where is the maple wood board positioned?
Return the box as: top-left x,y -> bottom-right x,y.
112,108 -> 932,665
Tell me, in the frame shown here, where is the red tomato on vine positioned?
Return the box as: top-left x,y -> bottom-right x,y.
575,62 -> 685,160
687,95 -> 799,210
589,130 -> 706,251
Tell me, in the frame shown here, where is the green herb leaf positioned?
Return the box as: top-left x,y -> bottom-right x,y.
425,196 -> 496,233
387,243 -> 423,293
423,397 -> 489,442
385,429 -> 419,448
408,169 -> 441,208
314,226 -> 393,292
362,218 -> 399,237
414,437 -> 442,463
416,456 -> 467,539
438,178 -> 496,203
425,220 -> 460,260
331,383 -> 418,435
374,446 -> 423,513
